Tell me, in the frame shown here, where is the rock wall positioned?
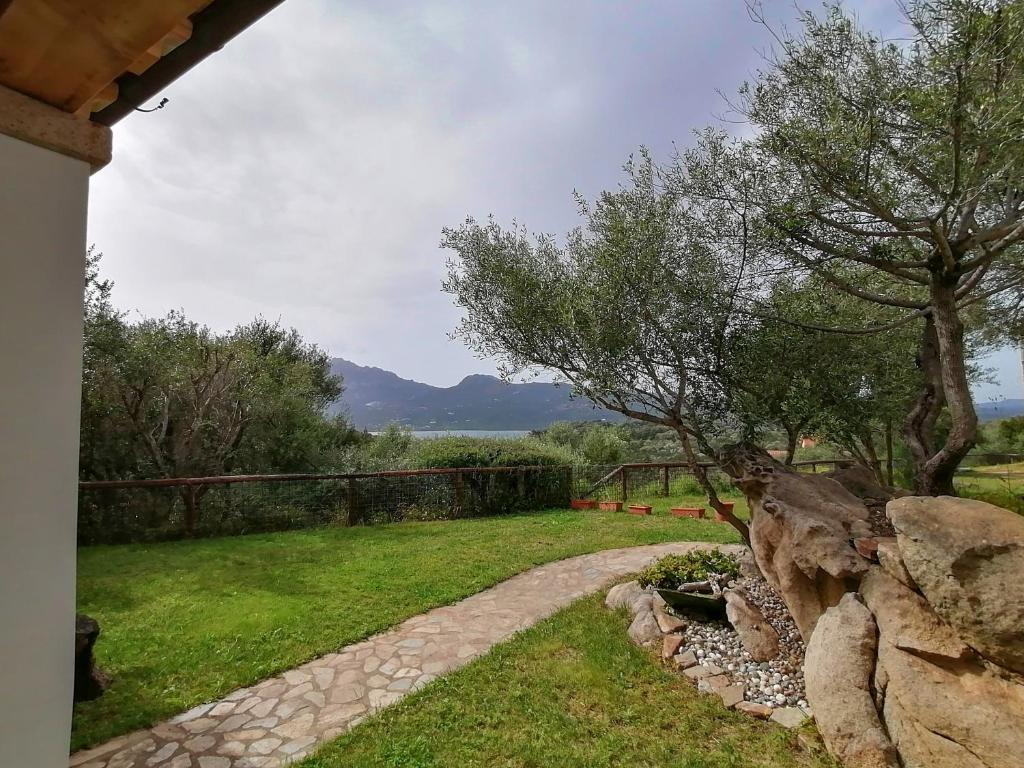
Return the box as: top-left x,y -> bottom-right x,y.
718,445 -> 874,639
806,494 -> 1024,768
715,448 -> 1024,768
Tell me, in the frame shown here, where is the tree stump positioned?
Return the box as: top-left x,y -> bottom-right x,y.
74,613 -> 110,702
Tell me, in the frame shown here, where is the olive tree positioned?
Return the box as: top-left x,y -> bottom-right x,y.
733,277 -> 923,482
443,151 -> 763,541
737,0 -> 1024,493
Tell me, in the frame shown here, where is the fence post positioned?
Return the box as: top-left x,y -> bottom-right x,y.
565,466 -> 573,505
453,472 -> 464,514
621,467 -> 628,502
347,477 -> 358,526
662,465 -> 669,497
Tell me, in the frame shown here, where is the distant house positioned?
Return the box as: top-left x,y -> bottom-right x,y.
799,437 -> 818,449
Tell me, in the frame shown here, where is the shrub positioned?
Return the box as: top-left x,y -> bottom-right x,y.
406,435 -> 575,469
636,550 -> 740,590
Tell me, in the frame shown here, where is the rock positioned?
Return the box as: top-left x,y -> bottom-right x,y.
718,683 -> 746,708
719,444 -> 872,639
888,496 -> 1024,673
769,707 -> 809,728
823,465 -> 908,505
654,606 -> 686,634
629,593 -> 654,617
605,581 -> 643,611
697,674 -> 732,694
627,607 -> 662,647
683,663 -> 722,680
673,650 -> 698,669
74,614 -> 110,702
874,538 -> 917,590
724,588 -> 781,661
859,568 -> 971,660
662,635 -> 685,659
804,594 -> 900,768
875,639 -> 1024,768
735,701 -> 773,719
737,548 -> 761,578
853,537 -> 881,560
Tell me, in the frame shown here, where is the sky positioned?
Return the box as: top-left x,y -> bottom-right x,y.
87,0 -> 1022,402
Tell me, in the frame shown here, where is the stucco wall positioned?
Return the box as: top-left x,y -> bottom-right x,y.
0,133 -> 90,767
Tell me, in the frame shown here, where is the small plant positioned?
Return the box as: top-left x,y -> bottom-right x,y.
637,550 -> 740,590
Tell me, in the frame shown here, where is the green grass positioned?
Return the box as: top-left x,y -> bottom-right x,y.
965,460 -> 1024,474
956,474 -> 1024,515
300,594 -> 835,768
74,503 -> 742,752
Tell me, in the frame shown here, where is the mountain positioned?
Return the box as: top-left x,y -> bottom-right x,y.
977,399 -> 1024,422
329,358 -> 623,431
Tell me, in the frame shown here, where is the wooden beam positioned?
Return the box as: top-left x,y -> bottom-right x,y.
0,84 -> 111,171
127,19 -> 194,76
0,0 -> 210,112
73,82 -> 118,118
94,0 -> 286,125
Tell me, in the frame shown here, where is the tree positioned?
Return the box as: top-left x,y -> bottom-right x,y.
737,0 -> 1024,493
733,278 -> 923,482
80,256 -> 354,532
80,248 -> 135,481
443,150 -> 761,541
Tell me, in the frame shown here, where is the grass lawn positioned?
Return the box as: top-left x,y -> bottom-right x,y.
965,460 -> 1024,474
300,594 -> 835,768
74,501 -> 742,752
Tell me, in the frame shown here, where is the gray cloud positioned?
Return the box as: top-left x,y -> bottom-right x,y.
87,0 -> 1020,399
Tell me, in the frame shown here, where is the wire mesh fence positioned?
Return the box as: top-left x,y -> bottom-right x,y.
78,466 -> 574,545
78,458 -> 864,545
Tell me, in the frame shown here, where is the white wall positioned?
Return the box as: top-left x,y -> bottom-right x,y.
0,133 -> 90,767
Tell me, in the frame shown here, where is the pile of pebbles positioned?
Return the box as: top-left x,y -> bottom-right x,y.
674,576 -> 809,712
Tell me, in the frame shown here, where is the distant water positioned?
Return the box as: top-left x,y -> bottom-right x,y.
371,429 -> 531,438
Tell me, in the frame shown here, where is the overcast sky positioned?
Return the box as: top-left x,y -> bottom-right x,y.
88,0 -> 1021,402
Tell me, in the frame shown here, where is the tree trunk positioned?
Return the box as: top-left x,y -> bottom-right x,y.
885,418 -> 895,487
783,423 -> 799,465
860,431 -> 885,486
902,315 -> 947,493
675,428 -> 750,545
917,280 -> 978,495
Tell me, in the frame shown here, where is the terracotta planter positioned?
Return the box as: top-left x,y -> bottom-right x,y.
570,499 -> 597,510
627,504 -> 653,516
671,506 -> 705,519
714,501 -> 735,522
599,501 -> 623,512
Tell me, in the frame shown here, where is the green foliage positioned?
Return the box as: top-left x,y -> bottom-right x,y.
79,253 -> 359,483
442,144 -> 762,458
636,550 -> 741,590
534,420 -> 685,464
406,435 -> 575,469
993,417 -> 1024,453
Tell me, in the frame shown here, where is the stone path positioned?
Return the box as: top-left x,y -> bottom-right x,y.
71,542 -> 730,768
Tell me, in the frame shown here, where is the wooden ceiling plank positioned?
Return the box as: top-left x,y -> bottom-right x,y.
72,81 -> 117,117
127,18 -> 193,76
0,0 -> 210,112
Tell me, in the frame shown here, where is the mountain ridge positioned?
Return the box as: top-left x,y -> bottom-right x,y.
329,358 -> 1022,430
329,358 -> 624,430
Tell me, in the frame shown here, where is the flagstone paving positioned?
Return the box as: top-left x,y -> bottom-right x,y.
71,541 -> 737,768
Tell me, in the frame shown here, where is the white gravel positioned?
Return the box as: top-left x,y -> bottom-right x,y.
673,575 -> 808,710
